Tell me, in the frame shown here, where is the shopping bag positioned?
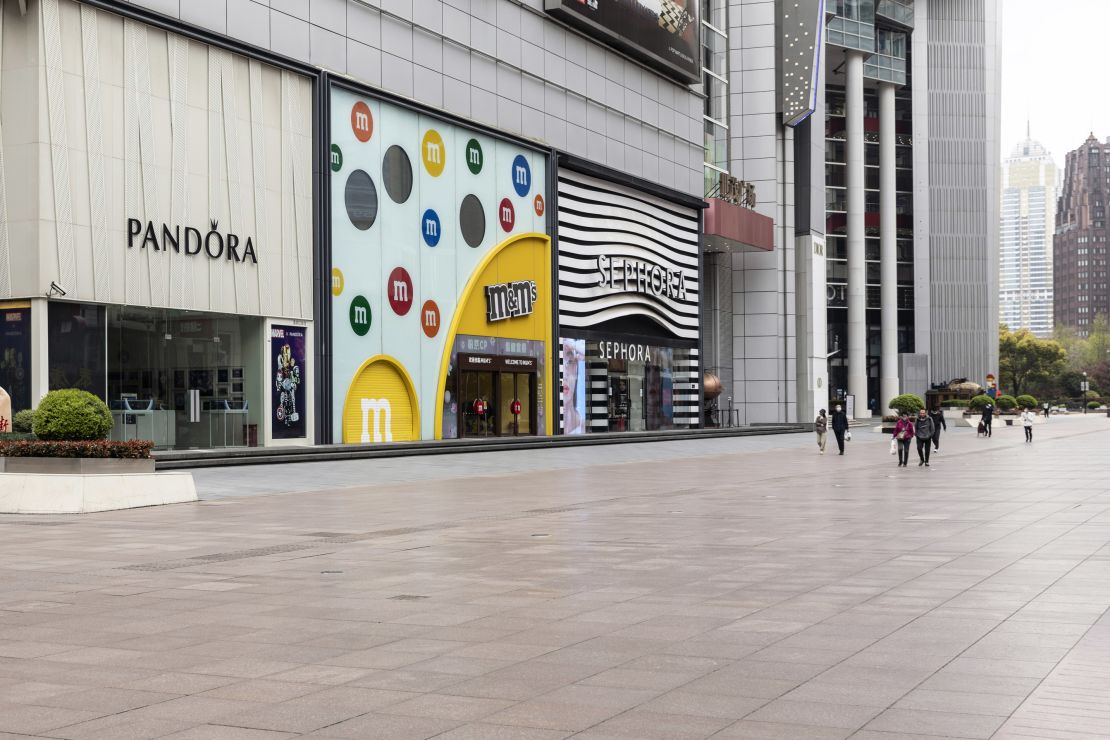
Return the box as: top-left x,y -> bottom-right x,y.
890,438 -> 897,455
845,431 -> 852,442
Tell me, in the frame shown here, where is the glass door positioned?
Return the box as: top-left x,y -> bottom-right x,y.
460,370 -> 496,437
498,372 -> 534,436
628,369 -> 645,432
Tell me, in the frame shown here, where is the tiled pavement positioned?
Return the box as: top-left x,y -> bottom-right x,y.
0,415 -> 1108,739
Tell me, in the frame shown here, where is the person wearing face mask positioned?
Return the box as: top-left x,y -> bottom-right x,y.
915,408 -> 935,467
830,404 -> 849,455
892,411 -> 915,467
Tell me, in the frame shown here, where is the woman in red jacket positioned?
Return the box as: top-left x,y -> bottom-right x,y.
892,411 -> 915,468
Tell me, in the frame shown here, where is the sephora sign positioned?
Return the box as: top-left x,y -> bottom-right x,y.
126,218 -> 259,264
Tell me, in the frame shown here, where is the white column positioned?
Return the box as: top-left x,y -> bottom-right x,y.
30,298 -> 50,406
845,51 -> 868,417
879,82 -> 899,412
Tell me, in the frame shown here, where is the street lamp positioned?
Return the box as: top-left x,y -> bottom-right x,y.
1082,371 -> 1089,415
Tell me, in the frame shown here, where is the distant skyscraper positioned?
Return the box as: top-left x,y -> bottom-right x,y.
1000,131 -> 1057,337
1055,134 -> 1110,337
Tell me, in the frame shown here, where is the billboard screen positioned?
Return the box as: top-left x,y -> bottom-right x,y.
545,0 -> 701,85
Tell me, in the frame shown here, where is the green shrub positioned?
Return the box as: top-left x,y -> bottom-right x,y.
969,394 -> 993,410
32,389 -> 113,441
1088,400 -> 1102,410
1016,394 -> 1038,409
996,394 -> 1017,411
941,399 -> 970,408
11,408 -> 35,434
888,394 -> 924,415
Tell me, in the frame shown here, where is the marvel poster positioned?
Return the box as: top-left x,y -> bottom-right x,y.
271,325 -> 306,439
544,0 -> 701,84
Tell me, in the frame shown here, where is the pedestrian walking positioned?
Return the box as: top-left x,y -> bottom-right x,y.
831,404 -> 849,455
815,409 -> 828,454
1022,407 -> 1035,442
981,403 -> 994,438
892,411 -> 914,467
928,406 -> 946,452
915,409 -> 935,466
1043,402 -> 1050,420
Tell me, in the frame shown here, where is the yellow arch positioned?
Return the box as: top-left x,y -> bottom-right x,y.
342,354 -> 421,443
434,231 -> 553,439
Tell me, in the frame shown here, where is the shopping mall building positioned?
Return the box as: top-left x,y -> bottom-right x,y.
0,0 -> 998,450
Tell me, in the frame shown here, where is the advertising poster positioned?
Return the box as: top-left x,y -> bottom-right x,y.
545,0 -> 701,84
560,338 -> 586,434
329,87 -> 549,443
0,306 -> 31,417
271,325 -> 306,439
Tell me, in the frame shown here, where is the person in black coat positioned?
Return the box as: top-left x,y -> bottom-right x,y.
981,403 -> 994,437
928,407 -> 946,452
830,404 -> 850,455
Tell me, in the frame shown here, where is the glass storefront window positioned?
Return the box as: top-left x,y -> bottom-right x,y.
561,338 -> 688,434
0,304 -> 32,415
48,303 -> 107,400
106,307 -> 262,450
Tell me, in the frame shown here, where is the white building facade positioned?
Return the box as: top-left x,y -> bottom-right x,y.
1000,135 -> 1056,337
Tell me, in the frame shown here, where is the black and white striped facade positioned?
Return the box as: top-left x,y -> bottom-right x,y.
557,170 -> 700,340
556,168 -> 701,432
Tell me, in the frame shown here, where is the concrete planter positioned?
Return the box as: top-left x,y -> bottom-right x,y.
0,458 -> 196,513
0,457 -> 154,474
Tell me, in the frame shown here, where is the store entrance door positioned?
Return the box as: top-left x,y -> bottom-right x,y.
459,370 -> 496,438
457,353 -> 538,438
499,372 -> 534,436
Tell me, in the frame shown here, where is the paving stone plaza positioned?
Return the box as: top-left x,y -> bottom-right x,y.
1,417 -> 1109,739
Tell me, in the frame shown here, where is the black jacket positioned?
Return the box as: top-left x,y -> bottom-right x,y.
831,411 -> 849,432
928,409 -> 946,432
982,405 -> 994,420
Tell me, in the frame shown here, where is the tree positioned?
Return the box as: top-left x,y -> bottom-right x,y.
1089,358 -> 1110,395
999,325 -> 1067,397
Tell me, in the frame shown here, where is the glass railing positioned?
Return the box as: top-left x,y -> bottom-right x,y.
876,0 -> 914,28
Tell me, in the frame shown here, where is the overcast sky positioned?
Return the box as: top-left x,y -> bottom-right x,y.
1001,0 -> 1108,166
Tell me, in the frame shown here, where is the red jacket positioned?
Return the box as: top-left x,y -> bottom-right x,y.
893,419 -> 915,440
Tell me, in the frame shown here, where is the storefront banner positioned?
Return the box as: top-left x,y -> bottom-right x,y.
271,325 -> 307,439
544,0 -> 701,84
560,338 -> 586,435
329,87 -> 549,443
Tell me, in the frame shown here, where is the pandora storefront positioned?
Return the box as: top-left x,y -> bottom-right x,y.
556,164 -> 703,434
0,2 -> 314,448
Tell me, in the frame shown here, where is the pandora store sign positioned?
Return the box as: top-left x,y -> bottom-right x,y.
127,218 -> 259,264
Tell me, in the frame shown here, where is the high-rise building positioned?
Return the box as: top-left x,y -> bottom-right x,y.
1055,135 -> 1110,337
1000,132 -> 1057,337
821,0 -> 1000,416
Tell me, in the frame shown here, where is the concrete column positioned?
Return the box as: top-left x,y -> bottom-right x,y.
845,51 -> 868,417
30,298 -> 50,407
879,82 -> 899,413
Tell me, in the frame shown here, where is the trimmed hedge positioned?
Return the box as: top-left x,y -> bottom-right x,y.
33,389 -> 112,441
1088,401 -> 1102,410
941,399 -> 970,408
0,432 -> 36,441
996,394 -> 1017,411
0,440 -> 152,459
888,393 -> 925,415
1016,394 -> 1038,409
969,394 -> 994,410
12,409 -> 35,434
